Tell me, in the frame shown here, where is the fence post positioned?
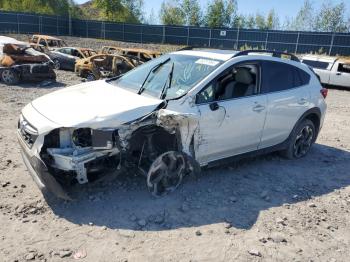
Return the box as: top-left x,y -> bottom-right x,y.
39,16 -> 42,34
329,33 -> 335,56
236,27 -> 240,50
295,32 -> 300,54
265,31 -> 269,50
123,23 -> 125,41
86,20 -> 88,38
187,26 -> 190,46
208,28 -> 212,47
17,13 -> 20,34
69,12 -> 72,36
162,25 -> 165,44
56,16 -> 59,35
141,24 -> 143,44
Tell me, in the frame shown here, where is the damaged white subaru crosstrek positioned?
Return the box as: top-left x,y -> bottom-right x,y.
18,49 -> 327,199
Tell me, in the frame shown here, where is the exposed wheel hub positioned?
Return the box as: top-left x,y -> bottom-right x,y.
147,151 -> 186,197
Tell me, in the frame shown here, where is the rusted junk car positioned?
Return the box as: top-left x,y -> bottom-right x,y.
100,46 -> 161,62
0,36 -> 56,85
29,35 -> 67,50
75,53 -> 141,81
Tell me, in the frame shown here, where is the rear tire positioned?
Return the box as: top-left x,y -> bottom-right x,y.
281,119 -> 316,159
1,69 -> 19,85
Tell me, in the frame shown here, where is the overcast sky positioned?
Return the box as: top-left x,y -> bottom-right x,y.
74,0 -> 348,24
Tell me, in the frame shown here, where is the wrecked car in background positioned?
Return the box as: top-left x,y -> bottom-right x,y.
18,49 -> 326,200
0,36 -> 56,85
101,46 -> 161,62
50,47 -> 97,71
75,53 -> 140,81
29,35 -> 67,50
302,55 -> 350,89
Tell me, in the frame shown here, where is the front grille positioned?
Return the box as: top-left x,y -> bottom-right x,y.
18,116 -> 38,148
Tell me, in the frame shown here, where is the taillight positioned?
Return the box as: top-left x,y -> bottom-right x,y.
320,88 -> 328,99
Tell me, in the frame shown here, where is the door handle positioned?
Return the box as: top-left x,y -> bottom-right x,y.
336,72 -> 341,76
298,98 -> 307,105
209,102 -> 219,111
252,104 -> 265,112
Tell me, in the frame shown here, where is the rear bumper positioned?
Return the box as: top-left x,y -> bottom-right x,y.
17,132 -> 70,200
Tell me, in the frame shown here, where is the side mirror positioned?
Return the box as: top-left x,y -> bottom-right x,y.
209,102 -> 219,111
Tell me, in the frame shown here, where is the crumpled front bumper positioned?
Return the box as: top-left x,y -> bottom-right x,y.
17,131 -> 70,200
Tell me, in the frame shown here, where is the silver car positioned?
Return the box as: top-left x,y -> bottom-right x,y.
17,49 -> 327,199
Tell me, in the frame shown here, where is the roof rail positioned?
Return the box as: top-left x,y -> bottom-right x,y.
233,50 -> 300,62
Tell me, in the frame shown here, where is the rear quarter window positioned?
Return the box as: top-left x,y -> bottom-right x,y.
302,59 -> 329,69
261,61 -> 310,93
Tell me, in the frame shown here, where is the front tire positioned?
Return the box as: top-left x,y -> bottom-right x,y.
282,119 -> 316,159
1,69 -> 19,85
86,73 -> 96,81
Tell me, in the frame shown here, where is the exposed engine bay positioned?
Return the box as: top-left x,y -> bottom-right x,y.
24,108 -> 200,199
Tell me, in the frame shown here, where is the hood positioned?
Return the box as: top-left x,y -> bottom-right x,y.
31,80 -> 163,128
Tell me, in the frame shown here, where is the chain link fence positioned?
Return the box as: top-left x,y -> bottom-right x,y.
1,10 -> 349,56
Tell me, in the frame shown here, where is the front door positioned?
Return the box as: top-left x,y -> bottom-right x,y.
194,62 -> 267,164
330,62 -> 350,87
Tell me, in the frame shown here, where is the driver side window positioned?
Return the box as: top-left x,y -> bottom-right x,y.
196,63 -> 259,104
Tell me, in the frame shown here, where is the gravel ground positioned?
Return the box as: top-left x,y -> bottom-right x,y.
0,36 -> 350,262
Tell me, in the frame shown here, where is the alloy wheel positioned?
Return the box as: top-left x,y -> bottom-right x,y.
293,125 -> 314,158
2,70 -> 17,84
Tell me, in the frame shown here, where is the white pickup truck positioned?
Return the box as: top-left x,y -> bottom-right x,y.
301,55 -> 350,89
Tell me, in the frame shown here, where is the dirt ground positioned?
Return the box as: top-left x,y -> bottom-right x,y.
0,37 -> 350,262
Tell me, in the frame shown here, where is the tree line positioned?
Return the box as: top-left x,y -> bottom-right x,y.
0,0 -> 349,33
158,0 -> 350,32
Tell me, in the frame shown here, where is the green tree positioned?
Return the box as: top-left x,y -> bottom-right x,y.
245,14 -> 256,29
290,0 -> 314,31
144,8 -> 157,25
160,0 -> 185,25
266,9 -> 279,30
204,0 -> 237,28
182,0 -> 202,26
314,1 -> 348,32
122,0 -> 144,23
0,0 -> 74,16
255,13 -> 266,29
93,0 -> 143,23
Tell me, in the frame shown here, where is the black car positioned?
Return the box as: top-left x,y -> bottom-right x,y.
31,45 -> 97,71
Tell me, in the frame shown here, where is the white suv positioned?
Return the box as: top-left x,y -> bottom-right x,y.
17,49 -> 327,199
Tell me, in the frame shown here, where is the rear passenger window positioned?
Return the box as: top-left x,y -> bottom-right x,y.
338,63 -> 350,74
261,61 -> 310,93
302,60 -> 329,69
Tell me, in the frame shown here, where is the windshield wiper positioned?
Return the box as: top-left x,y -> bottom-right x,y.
137,57 -> 171,95
160,62 -> 175,99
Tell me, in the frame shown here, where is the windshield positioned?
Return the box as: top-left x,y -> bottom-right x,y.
109,54 -> 223,99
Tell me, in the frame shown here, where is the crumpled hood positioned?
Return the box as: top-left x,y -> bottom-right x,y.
31,80 -> 163,128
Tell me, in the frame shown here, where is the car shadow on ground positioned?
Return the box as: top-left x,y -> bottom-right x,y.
15,81 -> 67,88
46,143 -> 350,231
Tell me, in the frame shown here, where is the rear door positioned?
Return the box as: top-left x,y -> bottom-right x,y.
330,61 -> 350,88
259,61 -> 311,148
